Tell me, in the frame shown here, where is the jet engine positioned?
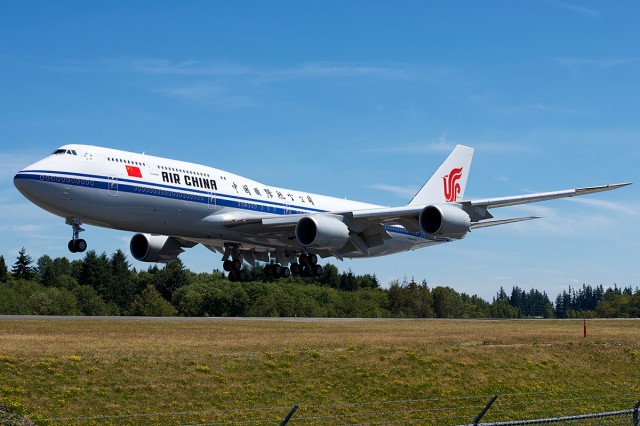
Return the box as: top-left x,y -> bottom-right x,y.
130,233 -> 187,263
419,204 -> 471,239
295,215 -> 350,250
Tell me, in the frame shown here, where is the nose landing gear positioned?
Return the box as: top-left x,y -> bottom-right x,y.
66,217 -> 87,253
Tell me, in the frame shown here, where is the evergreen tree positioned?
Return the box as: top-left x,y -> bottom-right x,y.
79,251 -> 114,305
320,263 -> 340,288
37,255 -> 74,288
109,249 -> 135,309
12,247 -> 36,280
0,255 -> 8,282
356,273 -> 379,289
339,269 -> 358,291
154,259 -> 189,300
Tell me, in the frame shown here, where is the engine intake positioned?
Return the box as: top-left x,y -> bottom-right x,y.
295,216 -> 350,250
130,233 -> 186,263
419,204 -> 471,239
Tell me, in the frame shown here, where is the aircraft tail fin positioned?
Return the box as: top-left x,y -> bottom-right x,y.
408,145 -> 474,205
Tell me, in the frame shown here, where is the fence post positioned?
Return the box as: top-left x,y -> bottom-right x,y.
633,399 -> 640,426
280,405 -> 298,426
473,394 -> 499,425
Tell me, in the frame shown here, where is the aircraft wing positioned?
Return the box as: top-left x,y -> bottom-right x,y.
221,182 -> 631,231
212,182 -> 630,257
459,183 -> 631,209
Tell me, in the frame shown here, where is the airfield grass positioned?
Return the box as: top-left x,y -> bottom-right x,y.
0,318 -> 639,425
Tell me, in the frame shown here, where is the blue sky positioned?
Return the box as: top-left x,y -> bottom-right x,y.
1,1 -> 638,300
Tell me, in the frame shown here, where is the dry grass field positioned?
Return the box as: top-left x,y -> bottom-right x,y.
1,318 -> 639,425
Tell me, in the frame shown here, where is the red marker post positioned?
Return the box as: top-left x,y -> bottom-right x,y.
583,318 -> 587,338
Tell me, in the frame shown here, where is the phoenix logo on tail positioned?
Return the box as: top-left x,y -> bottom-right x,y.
443,167 -> 463,202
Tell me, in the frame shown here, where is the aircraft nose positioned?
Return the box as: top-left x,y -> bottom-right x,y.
14,169 -> 34,197
14,159 -> 46,199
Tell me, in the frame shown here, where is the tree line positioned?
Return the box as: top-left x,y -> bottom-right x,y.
1,248 -> 638,318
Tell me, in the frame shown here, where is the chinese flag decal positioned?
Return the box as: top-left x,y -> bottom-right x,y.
126,165 -> 143,178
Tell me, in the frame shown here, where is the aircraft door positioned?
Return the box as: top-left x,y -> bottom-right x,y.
108,175 -> 118,196
145,157 -> 159,175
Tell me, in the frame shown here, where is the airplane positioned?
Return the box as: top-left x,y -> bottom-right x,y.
14,144 -> 630,281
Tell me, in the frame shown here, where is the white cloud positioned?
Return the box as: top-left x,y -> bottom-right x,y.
369,184 -> 419,200
151,83 -> 260,108
556,57 -> 640,72
567,197 -> 640,217
555,3 -> 600,18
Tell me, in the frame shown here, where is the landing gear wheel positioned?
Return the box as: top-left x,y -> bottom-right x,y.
313,265 -> 323,276
229,270 -> 238,282
290,263 -> 300,276
264,264 -> 273,276
301,265 -> 312,277
231,259 -> 242,271
68,239 -> 87,253
273,264 -> 283,278
76,239 -> 87,252
308,254 -> 318,265
238,270 -> 247,281
281,267 -> 291,279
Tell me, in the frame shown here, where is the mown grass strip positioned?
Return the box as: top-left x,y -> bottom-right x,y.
0,319 -> 638,425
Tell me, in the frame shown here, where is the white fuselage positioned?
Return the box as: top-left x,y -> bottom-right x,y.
14,144 -> 442,260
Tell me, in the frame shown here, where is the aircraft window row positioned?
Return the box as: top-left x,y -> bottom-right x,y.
108,157 -> 145,167
41,175 -> 94,186
134,185 -> 206,201
158,164 -> 210,178
52,149 -> 78,156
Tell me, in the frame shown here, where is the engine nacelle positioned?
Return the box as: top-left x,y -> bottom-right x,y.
295,215 -> 350,250
130,233 -> 186,263
419,204 -> 471,239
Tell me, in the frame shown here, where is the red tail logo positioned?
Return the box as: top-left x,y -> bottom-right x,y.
442,167 -> 463,202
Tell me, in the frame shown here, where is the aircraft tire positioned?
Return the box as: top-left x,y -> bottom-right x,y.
228,270 -> 238,282
76,239 -> 87,252
313,265 -> 323,276
308,254 -> 318,265
68,240 -> 77,253
290,263 -> 300,275
281,267 -> 290,278
301,265 -> 312,277
238,270 -> 247,282
264,264 -> 273,276
223,260 -> 232,271
231,259 -> 242,271
273,264 -> 282,278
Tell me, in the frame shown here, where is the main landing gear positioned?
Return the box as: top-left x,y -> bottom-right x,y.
67,217 -> 87,253
264,263 -> 291,279
264,254 -> 323,279
223,258 -> 247,282
290,253 -> 323,277
221,252 -> 324,282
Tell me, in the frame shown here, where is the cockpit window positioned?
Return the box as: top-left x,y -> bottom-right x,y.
51,149 -> 78,156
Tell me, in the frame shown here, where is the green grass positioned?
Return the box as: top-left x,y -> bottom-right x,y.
1,318 -> 639,425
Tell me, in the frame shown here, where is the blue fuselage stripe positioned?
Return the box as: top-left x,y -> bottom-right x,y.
14,170 -> 443,241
